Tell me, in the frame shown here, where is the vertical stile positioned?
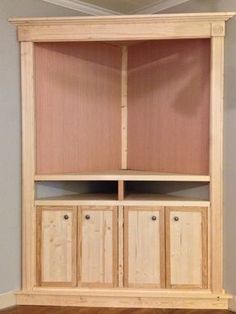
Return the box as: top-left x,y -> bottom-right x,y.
21,42 -> 36,290
121,46 -> 128,169
210,36 -> 224,293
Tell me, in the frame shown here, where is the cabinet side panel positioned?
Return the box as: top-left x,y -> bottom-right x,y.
21,42 -> 35,290
35,42 -> 122,174
127,39 -> 210,175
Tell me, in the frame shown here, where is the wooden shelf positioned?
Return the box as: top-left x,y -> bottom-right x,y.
35,193 -> 209,207
35,170 -> 210,182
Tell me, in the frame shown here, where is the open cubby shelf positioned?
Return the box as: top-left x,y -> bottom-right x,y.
35,179 -> 209,206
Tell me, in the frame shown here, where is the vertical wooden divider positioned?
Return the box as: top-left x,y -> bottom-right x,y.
118,180 -> 125,201
210,35 -> 224,293
121,46 -> 128,169
118,205 -> 124,287
119,46 -> 127,287
21,42 -> 36,290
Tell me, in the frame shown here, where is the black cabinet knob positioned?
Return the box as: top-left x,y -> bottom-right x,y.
85,214 -> 90,220
152,216 -> 157,221
64,214 -> 69,220
173,216 -> 179,221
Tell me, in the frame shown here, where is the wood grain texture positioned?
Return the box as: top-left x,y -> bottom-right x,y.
210,37 -> 224,293
0,305 -> 232,313
79,206 -> 118,287
9,14 -> 234,43
124,206 -> 165,288
35,42 -> 122,174
21,42 -> 36,290
35,193 -> 210,207
118,206 -> 124,288
121,46 -> 128,169
34,171 -> 211,182
118,181 -> 125,201
127,39 -> 210,175
36,207 -> 77,287
166,207 -> 208,289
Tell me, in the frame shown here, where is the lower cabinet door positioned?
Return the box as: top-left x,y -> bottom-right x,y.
79,206 -> 118,287
166,206 -> 208,289
124,206 -> 165,288
36,206 -> 77,287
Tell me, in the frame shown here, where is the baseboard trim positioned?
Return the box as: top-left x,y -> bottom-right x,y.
229,295 -> 236,312
16,289 -> 230,309
0,291 -> 16,310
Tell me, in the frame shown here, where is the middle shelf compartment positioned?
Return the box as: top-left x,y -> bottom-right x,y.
35,180 -> 210,206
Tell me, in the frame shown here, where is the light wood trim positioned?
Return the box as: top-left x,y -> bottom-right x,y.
29,287 -> 229,297
121,46 -> 128,169
9,13 -> 235,42
21,42 -> 35,290
118,181 -> 125,201
35,171 -> 211,182
13,23 -> 211,42
165,207 -> 208,289
35,193 -> 210,207
210,36 -> 224,293
36,206 -> 77,287
16,290 -> 229,309
8,13 -> 235,25
124,206 -> 165,288
118,206 -> 124,288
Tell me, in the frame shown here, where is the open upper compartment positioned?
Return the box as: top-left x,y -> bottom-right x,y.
35,39 -> 210,176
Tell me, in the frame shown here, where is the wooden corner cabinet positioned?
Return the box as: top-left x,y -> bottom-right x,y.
10,12 -> 235,309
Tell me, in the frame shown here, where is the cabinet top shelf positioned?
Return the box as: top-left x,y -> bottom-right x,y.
35,171 -> 210,182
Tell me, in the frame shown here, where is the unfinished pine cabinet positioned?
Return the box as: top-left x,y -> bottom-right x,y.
166,207 -> 208,289
124,206 -> 165,288
10,12 -> 235,310
79,206 -> 117,288
36,206 -> 77,287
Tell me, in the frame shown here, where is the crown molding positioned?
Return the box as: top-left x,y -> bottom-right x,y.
43,0 -> 121,15
130,0 -> 191,14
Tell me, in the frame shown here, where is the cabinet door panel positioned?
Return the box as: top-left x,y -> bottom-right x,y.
166,207 -> 208,289
124,206 -> 165,288
36,206 -> 77,287
79,206 -> 117,287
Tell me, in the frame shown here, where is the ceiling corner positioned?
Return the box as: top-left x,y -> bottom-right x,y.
43,0 -> 121,15
130,0 -> 192,14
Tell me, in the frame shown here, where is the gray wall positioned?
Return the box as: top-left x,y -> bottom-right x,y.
162,0 -> 236,295
0,0 -> 82,294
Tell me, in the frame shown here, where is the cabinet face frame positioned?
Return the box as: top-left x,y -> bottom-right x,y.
124,206 -> 165,288
165,206 -> 208,289
13,13 -> 234,298
36,206 -> 77,287
78,206 -> 118,288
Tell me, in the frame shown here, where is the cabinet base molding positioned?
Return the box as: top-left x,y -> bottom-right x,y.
229,295 -> 236,312
0,291 -> 17,310
16,289 -> 230,309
